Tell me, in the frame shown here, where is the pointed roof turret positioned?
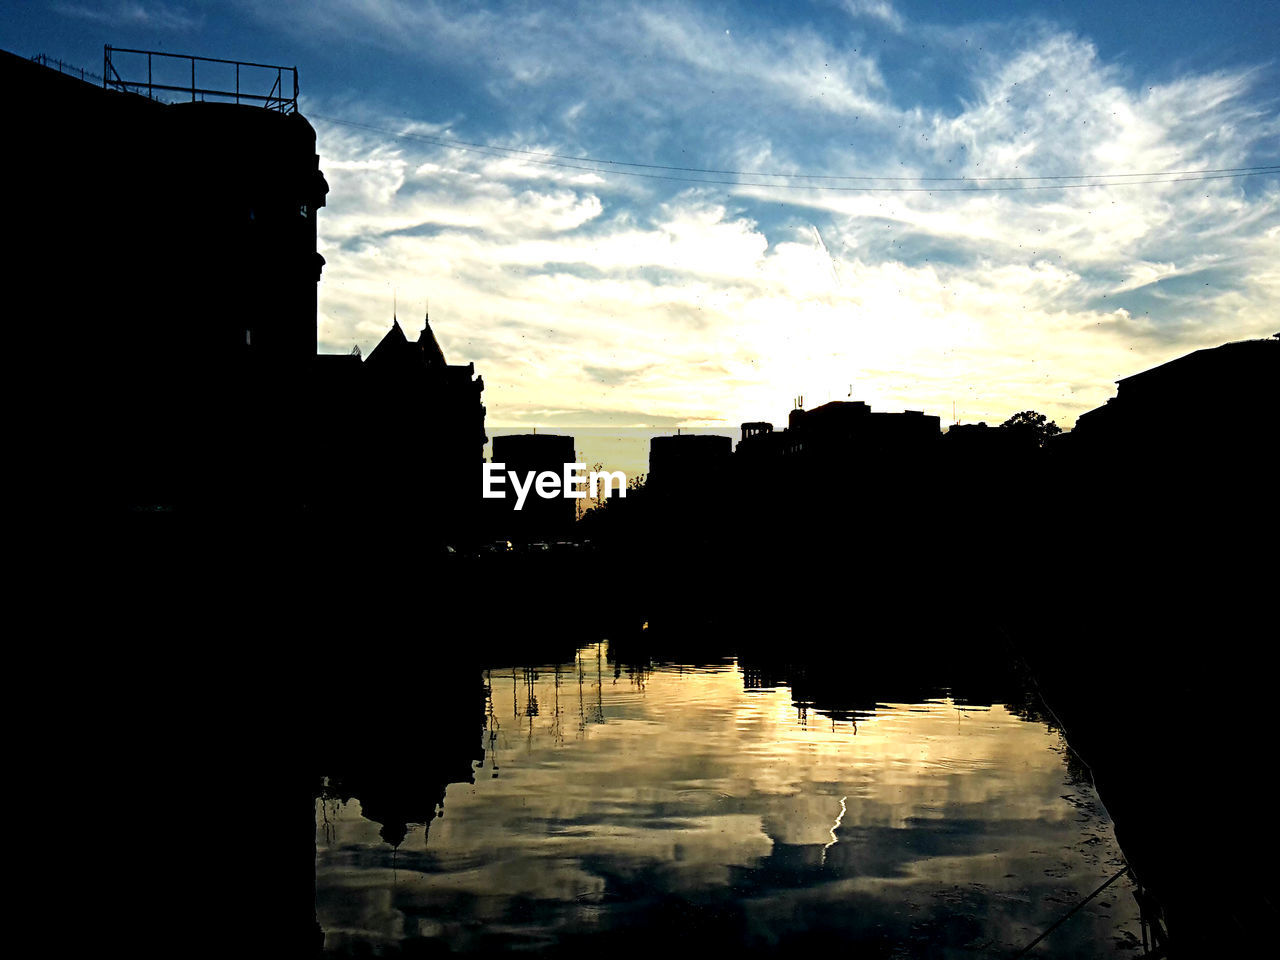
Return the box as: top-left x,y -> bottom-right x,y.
365,316 -> 417,369
417,309 -> 447,371
364,302 -> 465,380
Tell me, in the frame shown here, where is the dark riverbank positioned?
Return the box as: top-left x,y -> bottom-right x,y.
77,502 -> 1274,957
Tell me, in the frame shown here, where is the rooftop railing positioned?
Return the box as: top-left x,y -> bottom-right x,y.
30,54 -> 105,85
103,46 -> 298,113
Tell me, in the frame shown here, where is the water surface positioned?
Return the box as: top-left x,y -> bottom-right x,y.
317,643 -> 1141,956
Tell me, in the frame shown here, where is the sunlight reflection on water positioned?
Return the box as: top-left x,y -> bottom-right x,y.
317,642 -> 1140,956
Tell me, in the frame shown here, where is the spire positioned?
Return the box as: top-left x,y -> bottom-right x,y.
417,304 -> 447,370
364,313 -> 410,367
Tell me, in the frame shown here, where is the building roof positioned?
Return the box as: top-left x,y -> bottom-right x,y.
366,313 -> 451,374
417,315 -> 447,371
365,317 -> 410,365
1117,336 -> 1276,387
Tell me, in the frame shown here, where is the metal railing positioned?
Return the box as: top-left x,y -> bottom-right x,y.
30,54 -> 104,85
103,46 -> 298,113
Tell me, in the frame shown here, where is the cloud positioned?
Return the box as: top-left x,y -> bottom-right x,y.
584,364 -> 655,386
489,407 -> 691,428
840,0 -> 905,33
295,10 -> 1277,432
55,2 -> 204,31
262,0 -> 894,128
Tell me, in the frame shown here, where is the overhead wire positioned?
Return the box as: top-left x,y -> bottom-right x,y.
311,113 -> 1280,192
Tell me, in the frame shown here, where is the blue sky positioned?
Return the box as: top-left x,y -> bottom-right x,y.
6,1 -> 1278,431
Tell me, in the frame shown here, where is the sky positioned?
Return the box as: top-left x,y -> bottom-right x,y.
6,0 -> 1278,433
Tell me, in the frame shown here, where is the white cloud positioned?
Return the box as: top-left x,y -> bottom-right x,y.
300,15 -> 1277,432
840,1 -> 905,33
263,1 -> 893,123
55,2 -> 204,31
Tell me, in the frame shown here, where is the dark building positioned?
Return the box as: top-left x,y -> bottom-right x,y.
787,400 -> 870,450
362,313 -> 486,458
728,401 -> 941,492
12,46 -> 493,536
736,422 -> 794,459
648,433 -> 733,495
1059,333 -> 1278,511
1071,335 -> 1278,453
9,48 -> 329,510
711,400 -> 944,545
936,420 -> 1043,542
942,421 -> 1038,459
313,313 -> 487,537
490,433 -> 578,540
785,401 -> 941,461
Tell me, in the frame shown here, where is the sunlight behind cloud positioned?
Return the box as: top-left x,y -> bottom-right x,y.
299,6 -> 1277,431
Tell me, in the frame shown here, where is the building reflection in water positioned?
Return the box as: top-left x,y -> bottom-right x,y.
316,642 -> 1141,956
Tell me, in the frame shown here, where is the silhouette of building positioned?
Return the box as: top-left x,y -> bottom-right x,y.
942,421 -> 1037,460
726,401 -> 941,482
312,312 -> 487,535
1054,334 -> 1278,512
786,401 -> 941,460
1071,335 -> 1278,453
705,400 -> 944,546
10,46 -> 494,535
648,433 -> 733,496
736,422 -> 796,459
363,314 -> 486,445
490,433 -> 577,540
9,47 -> 329,510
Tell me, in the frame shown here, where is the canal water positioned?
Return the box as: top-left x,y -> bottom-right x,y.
316,642 -> 1142,956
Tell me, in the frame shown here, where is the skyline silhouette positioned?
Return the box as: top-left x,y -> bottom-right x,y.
9,1 -> 1278,435
9,16 -> 1277,959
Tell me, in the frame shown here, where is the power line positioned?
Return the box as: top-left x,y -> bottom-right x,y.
311,114 -> 1280,192
312,115 -> 1276,181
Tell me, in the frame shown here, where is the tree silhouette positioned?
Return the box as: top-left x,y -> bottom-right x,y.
578,461 -> 609,519
999,410 -> 1061,447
